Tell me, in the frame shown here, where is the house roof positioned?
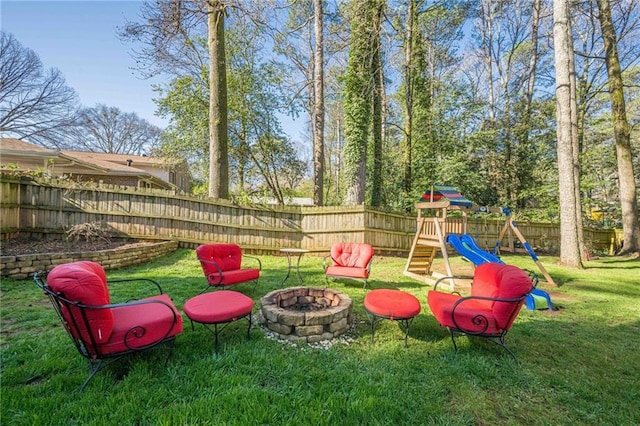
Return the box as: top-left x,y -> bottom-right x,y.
61,151 -> 184,168
0,138 -> 179,190
0,138 -> 58,158
58,151 -> 148,176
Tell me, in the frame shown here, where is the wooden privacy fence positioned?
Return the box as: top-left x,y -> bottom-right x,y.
0,176 -> 618,256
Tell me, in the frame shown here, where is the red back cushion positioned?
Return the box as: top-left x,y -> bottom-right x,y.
196,244 -> 243,273
47,261 -> 114,344
494,264 -> 533,328
330,243 -> 374,269
471,263 -> 532,329
470,263 -> 502,299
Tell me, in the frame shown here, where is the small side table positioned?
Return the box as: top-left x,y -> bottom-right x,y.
280,248 -> 309,284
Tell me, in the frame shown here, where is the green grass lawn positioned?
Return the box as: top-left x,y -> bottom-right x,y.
2,249 -> 639,425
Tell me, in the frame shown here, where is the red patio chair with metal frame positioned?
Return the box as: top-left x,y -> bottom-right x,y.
33,261 -> 183,391
196,243 -> 261,293
427,262 -> 536,362
323,242 -> 374,288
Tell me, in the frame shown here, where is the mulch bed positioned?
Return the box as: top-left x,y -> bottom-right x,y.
0,237 -> 135,257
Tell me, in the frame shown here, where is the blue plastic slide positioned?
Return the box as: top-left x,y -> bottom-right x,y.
446,234 -> 504,266
525,288 -> 553,310
460,234 -> 503,264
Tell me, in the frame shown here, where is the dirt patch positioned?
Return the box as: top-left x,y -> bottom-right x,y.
0,237 -> 135,257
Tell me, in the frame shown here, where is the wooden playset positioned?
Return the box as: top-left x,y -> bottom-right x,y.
403,185 -> 556,290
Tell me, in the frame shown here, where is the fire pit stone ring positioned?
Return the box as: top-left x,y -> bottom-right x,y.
260,286 -> 353,343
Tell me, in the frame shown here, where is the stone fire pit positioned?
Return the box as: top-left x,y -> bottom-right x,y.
260,287 -> 353,343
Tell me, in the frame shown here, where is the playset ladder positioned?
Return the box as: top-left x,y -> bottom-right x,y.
403,216 -> 453,285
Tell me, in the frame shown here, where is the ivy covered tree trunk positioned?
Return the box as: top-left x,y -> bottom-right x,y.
369,0 -> 384,208
313,0 -> 325,206
208,0 -> 229,199
402,0 -> 416,199
343,0 -> 376,205
596,0 -> 640,256
553,0 -> 583,268
481,0 -> 496,123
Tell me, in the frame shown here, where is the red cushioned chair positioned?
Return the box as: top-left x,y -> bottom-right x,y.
427,263 -> 536,362
33,261 -> 183,391
196,243 -> 261,293
323,242 -> 374,288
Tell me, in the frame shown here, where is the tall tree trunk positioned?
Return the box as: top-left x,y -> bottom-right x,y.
343,0 -> 374,205
482,0 -> 496,122
402,0 -> 415,198
208,0 -> 229,199
512,0 -> 542,209
567,13 -> 587,261
553,0 -> 583,268
313,0 -> 325,206
370,0 -> 384,208
596,0 -> 640,256
525,0 -> 540,109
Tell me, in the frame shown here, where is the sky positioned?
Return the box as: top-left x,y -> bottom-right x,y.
2,0 -> 172,127
1,0 -> 306,140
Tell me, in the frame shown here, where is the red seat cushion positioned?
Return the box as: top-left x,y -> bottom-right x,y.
47,261 -> 114,344
427,290 -> 500,335
330,243 -> 374,269
98,294 -> 183,355
364,289 -> 421,320
207,268 -> 260,286
325,265 -> 369,279
184,290 -> 254,324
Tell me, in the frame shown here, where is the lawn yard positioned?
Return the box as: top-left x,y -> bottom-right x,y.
1,249 -> 639,425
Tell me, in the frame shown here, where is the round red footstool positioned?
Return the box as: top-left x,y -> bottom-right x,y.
364,289 -> 421,347
184,290 -> 254,353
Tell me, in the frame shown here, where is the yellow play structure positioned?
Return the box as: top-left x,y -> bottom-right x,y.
403,185 -> 556,289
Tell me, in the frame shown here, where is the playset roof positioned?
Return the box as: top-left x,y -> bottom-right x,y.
420,185 -> 474,207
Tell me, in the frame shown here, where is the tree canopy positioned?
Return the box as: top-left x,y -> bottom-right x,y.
5,0 -> 638,249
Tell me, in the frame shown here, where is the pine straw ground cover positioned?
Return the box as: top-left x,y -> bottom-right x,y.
1,249 -> 638,425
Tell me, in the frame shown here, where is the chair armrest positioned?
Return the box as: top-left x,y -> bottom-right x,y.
323,255 -> 341,271
453,293 -> 529,306
433,276 -> 462,295
526,270 -> 539,288
243,254 -> 262,271
197,257 -> 225,285
450,293 -> 528,335
322,255 -> 331,270
108,277 -> 164,294
366,256 -> 374,273
33,271 -> 48,291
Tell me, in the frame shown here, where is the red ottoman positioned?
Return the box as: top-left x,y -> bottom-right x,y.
364,289 -> 421,347
184,290 -> 254,353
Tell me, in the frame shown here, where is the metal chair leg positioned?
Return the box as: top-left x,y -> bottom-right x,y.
80,359 -> 104,392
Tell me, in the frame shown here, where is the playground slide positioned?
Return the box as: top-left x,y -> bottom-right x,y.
446,234 -> 504,266
460,234 -> 503,264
